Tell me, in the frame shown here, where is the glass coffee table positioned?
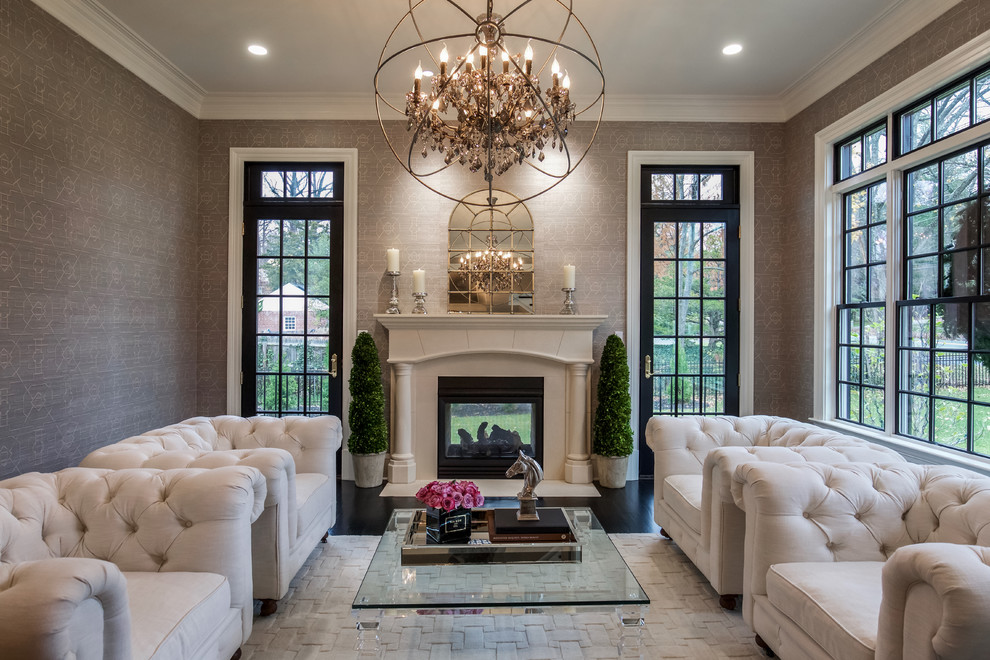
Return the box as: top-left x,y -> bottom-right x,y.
352,507 -> 650,657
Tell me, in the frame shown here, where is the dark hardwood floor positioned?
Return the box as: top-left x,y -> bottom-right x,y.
330,478 -> 662,536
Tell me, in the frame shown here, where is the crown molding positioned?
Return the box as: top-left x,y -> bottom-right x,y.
199,93 -> 376,121
31,0 -> 205,117
780,0 -> 964,119
601,94 -> 787,123
198,91 -> 786,123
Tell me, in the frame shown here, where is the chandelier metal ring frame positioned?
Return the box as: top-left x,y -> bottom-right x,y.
375,0 -> 605,206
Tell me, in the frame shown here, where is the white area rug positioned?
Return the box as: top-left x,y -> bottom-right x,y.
243,534 -> 764,659
380,479 -> 601,498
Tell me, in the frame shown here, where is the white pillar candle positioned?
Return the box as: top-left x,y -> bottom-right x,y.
563,264 -> 576,289
386,248 -> 400,272
413,269 -> 426,292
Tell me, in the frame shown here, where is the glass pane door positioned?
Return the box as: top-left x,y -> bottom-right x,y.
639,167 -> 740,476
242,163 -> 344,417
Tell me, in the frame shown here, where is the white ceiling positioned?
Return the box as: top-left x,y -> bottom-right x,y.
33,0 -> 963,121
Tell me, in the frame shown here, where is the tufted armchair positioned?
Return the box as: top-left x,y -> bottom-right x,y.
644,415 -> 903,608
80,415 -> 342,615
0,466 -> 265,660
731,461 -> 990,660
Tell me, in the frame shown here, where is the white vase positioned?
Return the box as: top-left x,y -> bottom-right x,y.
597,455 -> 629,489
352,451 -> 387,488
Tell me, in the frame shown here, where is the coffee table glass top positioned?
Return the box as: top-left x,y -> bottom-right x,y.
353,507 -> 650,611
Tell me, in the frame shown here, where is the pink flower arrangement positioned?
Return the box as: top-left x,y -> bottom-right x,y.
415,479 -> 484,512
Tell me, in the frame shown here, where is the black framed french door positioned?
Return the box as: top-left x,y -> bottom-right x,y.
241,163 -> 344,418
638,166 -> 741,476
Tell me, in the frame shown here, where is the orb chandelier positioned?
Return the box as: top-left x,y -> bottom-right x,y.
375,0 -> 605,206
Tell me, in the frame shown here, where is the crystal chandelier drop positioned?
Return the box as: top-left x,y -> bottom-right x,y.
407,38 -> 575,177
376,0 -> 605,206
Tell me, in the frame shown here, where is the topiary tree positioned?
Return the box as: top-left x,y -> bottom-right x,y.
347,332 -> 389,455
593,333 -> 634,457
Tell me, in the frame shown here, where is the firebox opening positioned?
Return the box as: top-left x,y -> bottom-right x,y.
437,376 -> 544,479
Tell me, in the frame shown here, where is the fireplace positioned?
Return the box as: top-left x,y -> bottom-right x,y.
437,376 -> 544,478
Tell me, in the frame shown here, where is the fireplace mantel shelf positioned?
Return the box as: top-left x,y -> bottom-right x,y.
375,314 -> 607,332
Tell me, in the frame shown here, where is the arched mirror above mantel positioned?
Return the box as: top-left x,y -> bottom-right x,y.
447,189 -> 534,314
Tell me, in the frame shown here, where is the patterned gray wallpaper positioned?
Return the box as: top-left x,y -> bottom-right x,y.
0,0 -> 200,478
2,0 -> 987,479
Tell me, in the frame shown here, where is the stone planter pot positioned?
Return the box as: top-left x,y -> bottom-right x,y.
352,451 -> 387,488
597,455 -> 629,489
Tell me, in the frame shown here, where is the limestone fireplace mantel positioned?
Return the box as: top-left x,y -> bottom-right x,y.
374,314 -> 608,484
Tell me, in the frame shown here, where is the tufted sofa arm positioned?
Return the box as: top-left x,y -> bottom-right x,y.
0,558 -> 130,660
877,543 -> 990,660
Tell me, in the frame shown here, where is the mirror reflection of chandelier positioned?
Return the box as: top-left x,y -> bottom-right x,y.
448,189 -> 534,314
376,0 -> 605,205
459,213 -> 524,293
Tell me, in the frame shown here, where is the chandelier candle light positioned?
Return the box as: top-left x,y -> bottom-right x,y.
375,0 -> 605,206
386,248 -> 401,314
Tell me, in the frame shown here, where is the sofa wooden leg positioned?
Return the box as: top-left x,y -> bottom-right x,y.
259,599 -> 278,617
321,531 -> 329,543
230,649 -> 242,660
659,527 -> 671,539
718,594 -> 738,610
754,635 -> 775,657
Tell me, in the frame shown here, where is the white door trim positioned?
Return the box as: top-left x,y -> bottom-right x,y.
226,148 -> 358,420
626,151 -> 755,474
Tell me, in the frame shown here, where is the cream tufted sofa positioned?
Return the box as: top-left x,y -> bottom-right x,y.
731,461 -> 990,660
0,466 -> 265,660
80,415 -> 342,615
645,415 -> 904,608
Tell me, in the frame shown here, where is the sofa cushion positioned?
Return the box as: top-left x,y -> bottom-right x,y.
663,475 -> 703,535
766,561 -> 882,660
295,473 -> 332,539
124,571 -> 230,660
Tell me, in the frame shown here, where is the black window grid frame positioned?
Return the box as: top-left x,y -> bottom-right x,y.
895,136 -> 990,456
893,61 -> 990,160
243,162 -> 344,417
834,119 -> 888,184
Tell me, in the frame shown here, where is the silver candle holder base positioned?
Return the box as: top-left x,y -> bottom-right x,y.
560,288 -> 576,315
386,271 -> 401,314
412,291 -> 428,314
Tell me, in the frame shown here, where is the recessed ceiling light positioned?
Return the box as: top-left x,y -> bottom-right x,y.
248,44 -> 268,56
722,43 -> 743,56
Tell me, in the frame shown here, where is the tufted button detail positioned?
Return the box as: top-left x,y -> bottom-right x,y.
854,512 -> 862,520
803,512 -> 810,519
184,520 -> 193,528
826,541 -> 836,550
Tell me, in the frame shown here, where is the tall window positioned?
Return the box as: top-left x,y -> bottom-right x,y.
837,181 -> 887,428
897,141 -> 990,453
822,48 -> 990,461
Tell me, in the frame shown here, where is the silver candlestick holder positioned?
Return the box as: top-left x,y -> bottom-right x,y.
385,271 -> 400,314
412,291 -> 428,314
560,288 -> 576,315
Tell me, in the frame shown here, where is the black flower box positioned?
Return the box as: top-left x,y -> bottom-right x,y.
425,506 -> 473,544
